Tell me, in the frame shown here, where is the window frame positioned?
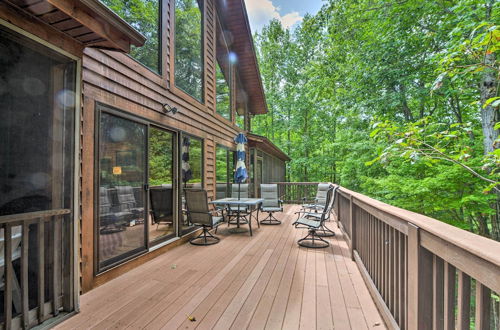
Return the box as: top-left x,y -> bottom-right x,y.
172,0 -> 206,104
100,0 -> 163,75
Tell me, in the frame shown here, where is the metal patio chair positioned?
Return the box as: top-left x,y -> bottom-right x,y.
301,183 -> 331,212
259,184 -> 283,225
293,186 -> 335,248
184,189 -> 224,245
295,185 -> 338,237
149,187 -> 174,229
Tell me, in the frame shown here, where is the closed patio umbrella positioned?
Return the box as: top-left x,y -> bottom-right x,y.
234,133 -> 248,200
181,136 -> 192,188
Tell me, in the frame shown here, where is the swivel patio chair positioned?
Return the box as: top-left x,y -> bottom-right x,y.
301,183 -> 331,212
293,186 -> 335,248
259,184 -> 283,225
185,189 -> 224,245
295,185 -> 338,237
149,187 -> 174,229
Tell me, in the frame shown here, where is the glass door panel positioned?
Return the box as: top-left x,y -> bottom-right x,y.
180,135 -> 203,234
149,127 -> 176,243
98,111 -> 147,269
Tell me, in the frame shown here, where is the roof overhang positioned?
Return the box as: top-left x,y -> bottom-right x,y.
217,0 -> 268,115
4,0 -> 146,52
248,133 -> 290,162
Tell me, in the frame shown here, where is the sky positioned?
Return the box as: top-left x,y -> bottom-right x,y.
245,0 -> 324,34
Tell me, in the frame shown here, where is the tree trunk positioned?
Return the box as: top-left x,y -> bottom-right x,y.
479,52 -> 498,154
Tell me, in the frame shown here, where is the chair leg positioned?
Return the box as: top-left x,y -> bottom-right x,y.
297,228 -> 329,248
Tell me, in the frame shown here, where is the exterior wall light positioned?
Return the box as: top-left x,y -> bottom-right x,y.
162,103 -> 179,115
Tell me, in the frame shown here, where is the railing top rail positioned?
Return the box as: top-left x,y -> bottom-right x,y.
0,209 -> 71,224
336,184 -> 500,267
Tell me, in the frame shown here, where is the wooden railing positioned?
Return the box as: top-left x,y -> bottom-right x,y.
272,182 -> 321,203
334,185 -> 500,330
0,209 -> 74,329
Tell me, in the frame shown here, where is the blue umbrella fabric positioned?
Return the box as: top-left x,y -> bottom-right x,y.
181,136 -> 192,184
234,133 -> 248,184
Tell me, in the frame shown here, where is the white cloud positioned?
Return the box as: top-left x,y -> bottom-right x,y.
245,0 -> 303,33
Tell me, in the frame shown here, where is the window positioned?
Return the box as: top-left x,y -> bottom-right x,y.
175,0 -> 204,101
235,73 -> 247,129
215,145 -> 236,198
101,0 -> 161,73
215,17 -> 231,120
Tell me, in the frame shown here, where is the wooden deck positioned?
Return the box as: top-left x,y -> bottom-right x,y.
56,205 -> 385,330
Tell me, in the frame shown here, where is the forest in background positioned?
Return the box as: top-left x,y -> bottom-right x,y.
250,0 -> 499,239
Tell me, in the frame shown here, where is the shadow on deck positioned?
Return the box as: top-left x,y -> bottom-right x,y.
56,204 -> 385,329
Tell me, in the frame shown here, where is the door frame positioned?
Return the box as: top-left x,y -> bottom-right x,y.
0,18 -> 82,312
94,105 -> 150,272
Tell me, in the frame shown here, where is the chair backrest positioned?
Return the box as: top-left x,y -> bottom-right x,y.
184,189 -> 212,226
216,183 -> 227,199
319,186 -> 336,223
323,185 -> 338,221
150,187 -> 173,223
260,184 -> 279,207
99,187 -> 112,214
116,186 -> 136,211
231,184 -> 249,198
316,183 -> 331,206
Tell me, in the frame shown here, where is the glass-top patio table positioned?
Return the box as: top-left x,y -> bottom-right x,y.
209,198 -> 264,236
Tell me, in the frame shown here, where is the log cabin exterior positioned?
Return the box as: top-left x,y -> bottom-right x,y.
0,0 -> 288,327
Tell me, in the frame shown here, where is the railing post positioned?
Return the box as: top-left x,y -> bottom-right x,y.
407,223 -> 433,330
350,195 -> 356,260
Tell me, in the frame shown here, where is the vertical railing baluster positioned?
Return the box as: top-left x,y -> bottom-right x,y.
443,262 -> 456,330
389,227 -> 395,315
22,222 -> 29,329
457,270 -> 471,330
52,215 -> 61,316
395,229 -> 400,326
433,255 -> 444,330
475,283 -> 491,330
4,223 -> 13,329
38,218 -> 45,323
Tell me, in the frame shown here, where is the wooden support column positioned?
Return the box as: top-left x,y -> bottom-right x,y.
407,223 -> 433,330
350,195 -> 356,260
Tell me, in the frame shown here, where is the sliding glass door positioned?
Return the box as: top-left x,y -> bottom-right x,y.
97,108 -> 183,269
97,110 -> 148,269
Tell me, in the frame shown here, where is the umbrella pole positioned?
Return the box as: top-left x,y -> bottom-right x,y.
237,182 -> 241,228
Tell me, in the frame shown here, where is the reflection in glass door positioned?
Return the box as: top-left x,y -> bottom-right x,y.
98,111 -> 147,269
149,127 -> 176,243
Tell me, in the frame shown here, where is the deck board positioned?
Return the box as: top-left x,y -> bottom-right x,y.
56,205 -> 386,330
